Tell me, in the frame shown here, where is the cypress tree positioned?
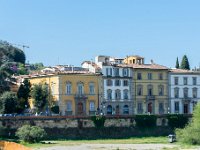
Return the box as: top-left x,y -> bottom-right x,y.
181,55 -> 190,70
175,57 -> 179,69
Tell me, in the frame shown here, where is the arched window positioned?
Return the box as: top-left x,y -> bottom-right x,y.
107,105 -> 112,114
115,89 -> 121,100
123,105 -> 129,114
66,82 -> 72,95
174,87 -> 179,98
158,85 -> 164,96
77,82 -> 84,95
123,89 -> 129,100
89,82 -> 95,95
137,85 -> 143,96
147,85 -> 153,96
107,89 -> 112,100
183,87 -> 188,98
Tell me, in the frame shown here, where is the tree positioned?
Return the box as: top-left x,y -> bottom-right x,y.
16,125 -> 46,143
180,55 -> 190,70
175,57 -> 179,69
16,79 -> 31,113
176,103 -> 200,145
31,83 -> 49,112
0,91 -> 17,114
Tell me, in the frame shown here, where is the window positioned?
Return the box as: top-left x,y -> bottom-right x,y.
123,105 -> 129,114
174,77 -> 179,85
183,87 -> 188,98
89,82 -> 95,94
137,73 -> 142,80
106,79 -> 113,86
89,101 -> 95,111
107,105 -> 112,114
51,84 -> 55,95
159,103 -> 164,114
193,77 -> 197,85
123,68 -> 129,77
158,85 -> 164,96
174,102 -> 179,113
77,83 -> 84,95
137,103 -> 143,113
66,101 -> 72,111
147,85 -> 153,96
183,77 -> 188,85
114,68 -> 119,76
123,89 -> 129,100
115,79 -> 121,86
66,82 -> 72,95
158,73 -> 163,80
193,88 -> 197,98
174,87 -> 179,98
137,85 -> 143,96
123,80 -> 128,86
107,89 -> 112,100
115,89 -> 121,100
106,68 -> 112,76
148,73 -> 152,80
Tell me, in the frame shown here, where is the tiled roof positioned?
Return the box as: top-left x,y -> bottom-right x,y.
169,69 -> 196,73
118,63 -> 169,70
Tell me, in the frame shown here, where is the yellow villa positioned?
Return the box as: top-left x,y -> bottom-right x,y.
120,56 -> 169,114
28,71 -> 102,116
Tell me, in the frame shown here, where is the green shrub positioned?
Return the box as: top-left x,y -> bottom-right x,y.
135,115 -> 157,128
175,103 -> 200,145
51,105 -> 59,114
167,114 -> 189,129
16,125 -> 46,143
91,115 -> 106,128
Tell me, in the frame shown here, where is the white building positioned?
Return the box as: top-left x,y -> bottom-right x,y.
169,69 -> 200,114
82,55 -> 134,115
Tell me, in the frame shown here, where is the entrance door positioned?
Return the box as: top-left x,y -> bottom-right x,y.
148,102 -> 153,114
116,105 -> 120,115
184,104 -> 188,114
77,102 -> 83,115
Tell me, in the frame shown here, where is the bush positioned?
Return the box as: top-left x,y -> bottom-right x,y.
175,103 -> 200,145
167,114 -> 189,129
16,125 -> 46,143
91,115 -> 106,128
135,115 -> 157,128
51,106 -> 59,114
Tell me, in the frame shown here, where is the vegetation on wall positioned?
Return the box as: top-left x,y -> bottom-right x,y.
51,105 -> 59,114
91,115 -> 106,128
135,115 -> 157,128
167,114 -> 189,129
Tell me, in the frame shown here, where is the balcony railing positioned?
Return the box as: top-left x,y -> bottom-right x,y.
146,95 -> 155,100
74,94 -> 88,99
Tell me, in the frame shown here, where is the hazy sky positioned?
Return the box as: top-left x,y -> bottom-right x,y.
1,0 -> 200,68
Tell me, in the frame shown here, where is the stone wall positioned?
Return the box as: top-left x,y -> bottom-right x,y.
0,116 -> 171,129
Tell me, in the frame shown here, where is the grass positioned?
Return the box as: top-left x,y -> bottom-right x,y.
23,136 -> 169,148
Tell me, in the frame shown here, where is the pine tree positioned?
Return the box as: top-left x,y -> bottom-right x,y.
175,57 -> 179,69
181,55 -> 190,70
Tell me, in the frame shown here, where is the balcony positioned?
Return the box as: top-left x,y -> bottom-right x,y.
182,97 -> 192,102
74,94 -> 88,99
146,95 -> 155,101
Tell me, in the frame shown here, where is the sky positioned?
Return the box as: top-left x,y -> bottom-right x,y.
0,0 -> 200,69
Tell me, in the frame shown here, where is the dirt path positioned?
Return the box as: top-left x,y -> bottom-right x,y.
35,143 -> 177,150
